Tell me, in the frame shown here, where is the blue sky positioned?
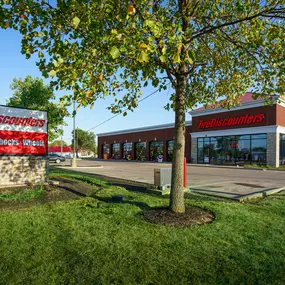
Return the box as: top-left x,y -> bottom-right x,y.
0,29 -> 191,143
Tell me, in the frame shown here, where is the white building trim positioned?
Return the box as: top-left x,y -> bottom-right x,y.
190,125 -> 278,138
190,95 -> 285,117
277,126 -> 285,134
98,120 -> 192,137
190,100 -> 268,117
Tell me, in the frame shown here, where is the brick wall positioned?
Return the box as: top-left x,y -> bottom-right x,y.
0,156 -> 47,186
98,125 -> 192,162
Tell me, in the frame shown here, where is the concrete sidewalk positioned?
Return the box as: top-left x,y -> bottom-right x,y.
52,159 -> 285,199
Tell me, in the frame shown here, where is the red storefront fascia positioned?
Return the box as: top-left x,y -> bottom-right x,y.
97,122 -> 192,162
97,93 -> 285,164
198,113 -> 265,129
48,146 -> 72,153
191,92 -> 285,166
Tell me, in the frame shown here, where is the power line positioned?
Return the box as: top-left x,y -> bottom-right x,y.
87,87 -> 164,132
62,85 -> 168,140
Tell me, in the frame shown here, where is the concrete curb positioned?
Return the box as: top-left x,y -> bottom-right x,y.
237,187 -> 285,202
55,165 -> 103,169
187,163 -> 285,172
189,187 -> 285,202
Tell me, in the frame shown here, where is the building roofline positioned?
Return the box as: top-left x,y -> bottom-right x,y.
97,120 -> 192,137
190,96 -> 282,117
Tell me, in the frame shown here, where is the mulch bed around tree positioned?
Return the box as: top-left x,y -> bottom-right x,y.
142,207 -> 215,227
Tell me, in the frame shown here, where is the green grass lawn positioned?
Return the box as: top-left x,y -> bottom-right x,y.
0,185 -> 44,201
1,170 -> 285,285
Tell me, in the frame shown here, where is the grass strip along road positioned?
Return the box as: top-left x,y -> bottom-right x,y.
0,169 -> 285,285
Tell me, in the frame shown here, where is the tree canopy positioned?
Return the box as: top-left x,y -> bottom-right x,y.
1,0 -> 285,212
1,1 -> 285,109
7,75 -> 68,141
72,128 -> 96,155
49,139 -> 68,147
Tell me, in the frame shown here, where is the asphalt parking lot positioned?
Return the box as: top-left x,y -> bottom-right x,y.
55,159 -> 285,198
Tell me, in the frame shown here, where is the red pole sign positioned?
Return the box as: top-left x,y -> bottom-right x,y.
184,157 -> 187,188
0,106 -> 48,155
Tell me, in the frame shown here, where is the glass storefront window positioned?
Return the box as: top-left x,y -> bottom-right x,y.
111,143 -> 120,159
235,139 -> 251,163
102,144 -> 110,160
252,134 -> 267,139
224,136 -> 236,164
123,142 -> 132,160
203,138 -> 210,163
209,138 -> 218,164
216,137 -> 226,164
197,134 -> 267,165
135,142 -> 146,161
198,139 -> 204,164
251,137 -> 266,164
149,141 -> 164,162
167,140 -> 174,162
236,135 -> 250,140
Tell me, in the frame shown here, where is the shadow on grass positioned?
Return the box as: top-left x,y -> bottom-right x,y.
50,168 -> 152,194
51,168 -> 231,209
57,184 -> 152,211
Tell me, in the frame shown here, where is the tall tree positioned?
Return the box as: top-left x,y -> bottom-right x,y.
7,76 -> 68,141
49,140 -> 68,147
1,1 -> 285,212
72,128 -> 96,156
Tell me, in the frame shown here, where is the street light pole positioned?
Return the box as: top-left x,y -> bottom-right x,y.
71,100 -> 77,167
60,125 -> 63,157
76,128 -> 79,158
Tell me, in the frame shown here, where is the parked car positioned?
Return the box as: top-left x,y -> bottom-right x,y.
48,153 -> 66,164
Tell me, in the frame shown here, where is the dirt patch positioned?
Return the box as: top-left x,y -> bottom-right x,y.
142,207 -> 214,227
50,177 -> 97,196
0,177 -> 98,211
0,185 -> 77,211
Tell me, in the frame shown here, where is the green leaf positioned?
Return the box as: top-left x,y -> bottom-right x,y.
187,57 -> 193,64
172,52 -> 181,63
137,51 -> 149,63
49,70 -> 57,77
72,17 -> 80,29
144,19 -> 155,28
110,46 -> 120,59
120,46 -> 127,53
159,55 -> 167,63
188,50 -> 196,61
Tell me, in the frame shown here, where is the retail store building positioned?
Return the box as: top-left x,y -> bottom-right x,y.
98,93 -> 285,167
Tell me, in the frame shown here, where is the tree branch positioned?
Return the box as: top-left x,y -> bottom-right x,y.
216,29 -> 266,76
189,7 -> 285,42
130,0 -> 177,87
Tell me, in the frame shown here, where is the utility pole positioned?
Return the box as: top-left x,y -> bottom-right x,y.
60,125 -> 63,157
71,100 -> 77,167
76,128 -> 79,158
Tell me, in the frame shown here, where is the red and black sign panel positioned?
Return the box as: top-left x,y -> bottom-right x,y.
0,106 -> 48,155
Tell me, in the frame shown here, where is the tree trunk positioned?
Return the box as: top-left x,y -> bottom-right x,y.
169,75 -> 186,213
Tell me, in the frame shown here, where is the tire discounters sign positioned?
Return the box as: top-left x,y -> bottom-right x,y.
0,106 -> 47,155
